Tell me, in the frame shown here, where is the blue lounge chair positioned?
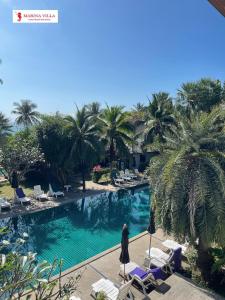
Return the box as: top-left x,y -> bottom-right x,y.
129,266 -> 165,295
15,188 -> 31,205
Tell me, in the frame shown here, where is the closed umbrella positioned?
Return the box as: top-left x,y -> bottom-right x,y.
10,170 -> 19,201
147,207 -> 156,267
119,224 -> 130,283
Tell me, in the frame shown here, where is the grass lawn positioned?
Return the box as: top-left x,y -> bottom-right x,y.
0,181 -> 33,200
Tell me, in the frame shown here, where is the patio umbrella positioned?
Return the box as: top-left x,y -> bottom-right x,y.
119,224 -> 130,283
10,170 -> 19,201
147,207 -> 156,267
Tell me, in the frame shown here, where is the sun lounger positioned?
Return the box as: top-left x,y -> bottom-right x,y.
119,171 -> 132,181
91,278 -> 133,300
128,266 -> 165,295
134,169 -> 140,175
145,247 -> 182,273
33,185 -> 49,201
48,184 -> 64,198
119,262 -> 138,280
0,197 -> 11,212
15,188 -> 31,205
125,169 -> 137,179
162,239 -> 188,255
114,176 -> 125,185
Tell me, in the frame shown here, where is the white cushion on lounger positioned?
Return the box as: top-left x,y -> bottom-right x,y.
146,247 -> 170,261
162,239 -> 187,255
19,197 -> 31,203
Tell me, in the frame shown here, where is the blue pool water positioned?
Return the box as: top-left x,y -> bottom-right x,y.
0,187 -> 150,272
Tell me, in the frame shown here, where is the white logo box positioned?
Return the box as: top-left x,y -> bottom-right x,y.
13,10 -> 58,23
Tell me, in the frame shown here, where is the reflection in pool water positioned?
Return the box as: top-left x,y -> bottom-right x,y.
0,187 -> 150,272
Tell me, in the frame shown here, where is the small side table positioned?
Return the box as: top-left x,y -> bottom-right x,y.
64,185 -> 72,192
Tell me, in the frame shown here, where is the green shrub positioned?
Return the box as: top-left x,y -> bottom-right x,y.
97,291 -> 107,300
186,246 -> 207,287
92,168 -> 110,183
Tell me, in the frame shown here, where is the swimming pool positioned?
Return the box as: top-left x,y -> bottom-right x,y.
0,187 -> 150,272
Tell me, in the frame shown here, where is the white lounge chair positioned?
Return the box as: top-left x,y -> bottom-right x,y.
162,239 -> 188,255
119,171 -> 132,181
114,177 -> 125,185
119,262 -> 138,280
145,247 -> 182,273
33,185 -> 49,201
0,197 -> 11,212
15,188 -> 31,205
134,169 -> 139,175
91,278 -> 133,300
125,169 -> 137,179
48,184 -> 64,198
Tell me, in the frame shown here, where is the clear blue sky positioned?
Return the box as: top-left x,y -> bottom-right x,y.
0,0 -> 225,119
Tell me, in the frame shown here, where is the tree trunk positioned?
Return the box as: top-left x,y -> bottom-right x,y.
109,138 -> 115,170
81,169 -> 86,192
197,238 -> 214,283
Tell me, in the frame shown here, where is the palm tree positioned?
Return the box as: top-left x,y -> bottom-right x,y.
147,107 -> 225,283
177,78 -> 223,113
86,102 -> 101,117
12,100 -> 40,129
0,112 -> 11,145
98,105 -> 133,168
132,102 -> 146,112
65,106 -> 102,192
144,92 -> 177,147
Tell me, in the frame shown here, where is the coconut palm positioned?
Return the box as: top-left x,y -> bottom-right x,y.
147,107 -> 225,283
65,106 -> 102,191
86,101 -> 101,117
177,78 -> 224,113
143,93 -> 177,148
98,105 -> 133,168
0,112 -> 11,145
12,100 -> 40,129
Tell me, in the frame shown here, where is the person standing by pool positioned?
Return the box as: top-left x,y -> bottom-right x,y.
120,223 -> 130,282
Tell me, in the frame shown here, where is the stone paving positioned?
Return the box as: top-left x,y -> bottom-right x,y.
31,230 -> 223,300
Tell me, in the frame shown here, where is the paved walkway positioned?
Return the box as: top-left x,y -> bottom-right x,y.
51,230 -> 223,300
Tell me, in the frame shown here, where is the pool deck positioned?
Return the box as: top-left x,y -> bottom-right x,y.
0,179 -> 149,220
22,229 -> 224,300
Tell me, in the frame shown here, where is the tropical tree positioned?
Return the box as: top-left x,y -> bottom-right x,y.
177,78 -> 224,113
0,134 -> 44,183
147,106 -> 225,283
132,102 -> 146,112
36,114 -> 72,184
65,106 -> 102,191
0,112 -> 11,146
0,228 -> 81,300
12,100 -> 40,129
86,101 -> 101,117
144,92 -> 177,148
98,105 -> 133,168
